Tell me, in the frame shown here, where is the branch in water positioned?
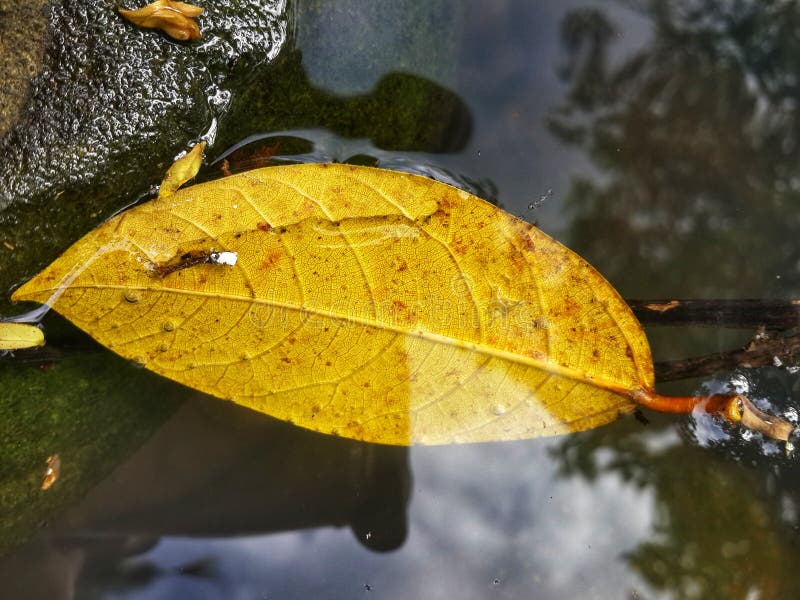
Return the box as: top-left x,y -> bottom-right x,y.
654,330 -> 800,382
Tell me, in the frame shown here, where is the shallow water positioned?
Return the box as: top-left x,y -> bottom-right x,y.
3,1 -> 800,598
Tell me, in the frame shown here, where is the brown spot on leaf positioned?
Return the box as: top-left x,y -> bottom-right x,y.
520,234 -> 536,253
438,195 -> 455,211
260,250 -> 282,270
451,239 -> 467,256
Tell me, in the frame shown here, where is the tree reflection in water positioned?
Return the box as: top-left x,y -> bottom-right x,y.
550,1 -> 800,298
550,2 -> 800,597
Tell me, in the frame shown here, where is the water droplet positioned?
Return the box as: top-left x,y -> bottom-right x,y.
124,291 -> 140,303
163,321 -> 175,332
492,404 -> 507,416
158,343 -> 169,352
528,188 -> 553,210
492,578 -> 501,585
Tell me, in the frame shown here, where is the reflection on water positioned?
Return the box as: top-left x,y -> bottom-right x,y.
551,2 -> 800,300
3,0 -> 800,598
206,129 -> 497,201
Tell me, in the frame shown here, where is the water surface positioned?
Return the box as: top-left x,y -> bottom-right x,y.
2,1 -> 800,599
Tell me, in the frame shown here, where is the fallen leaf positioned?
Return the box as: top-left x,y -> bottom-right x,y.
0,322 -> 44,350
119,0 -> 203,42
40,454 -> 61,490
643,300 -> 680,313
158,141 -> 206,199
11,164 -> 793,444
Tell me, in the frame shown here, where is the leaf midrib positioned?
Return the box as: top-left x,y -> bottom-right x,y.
37,282 -> 641,400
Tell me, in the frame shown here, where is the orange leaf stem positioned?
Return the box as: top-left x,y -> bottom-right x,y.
634,389 -> 795,442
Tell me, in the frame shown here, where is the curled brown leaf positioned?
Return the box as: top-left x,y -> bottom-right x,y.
119,0 -> 203,41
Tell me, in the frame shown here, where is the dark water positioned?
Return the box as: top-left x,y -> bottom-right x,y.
3,1 -> 800,598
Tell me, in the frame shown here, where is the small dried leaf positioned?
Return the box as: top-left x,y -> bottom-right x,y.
119,0 -> 203,41
162,1 -> 203,17
41,454 -> 61,490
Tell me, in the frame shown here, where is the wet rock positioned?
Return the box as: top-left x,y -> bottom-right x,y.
0,0 -> 52,138
0,0 -> 287,303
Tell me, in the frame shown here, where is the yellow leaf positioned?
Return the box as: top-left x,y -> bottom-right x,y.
0,322 -> 44,350
119,0 -> 203,42
158,141 -> 206,199
10,164 -> 790,444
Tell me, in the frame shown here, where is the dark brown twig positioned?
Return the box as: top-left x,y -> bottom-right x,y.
653,330 -> 800,382
628,298 -> 800,381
